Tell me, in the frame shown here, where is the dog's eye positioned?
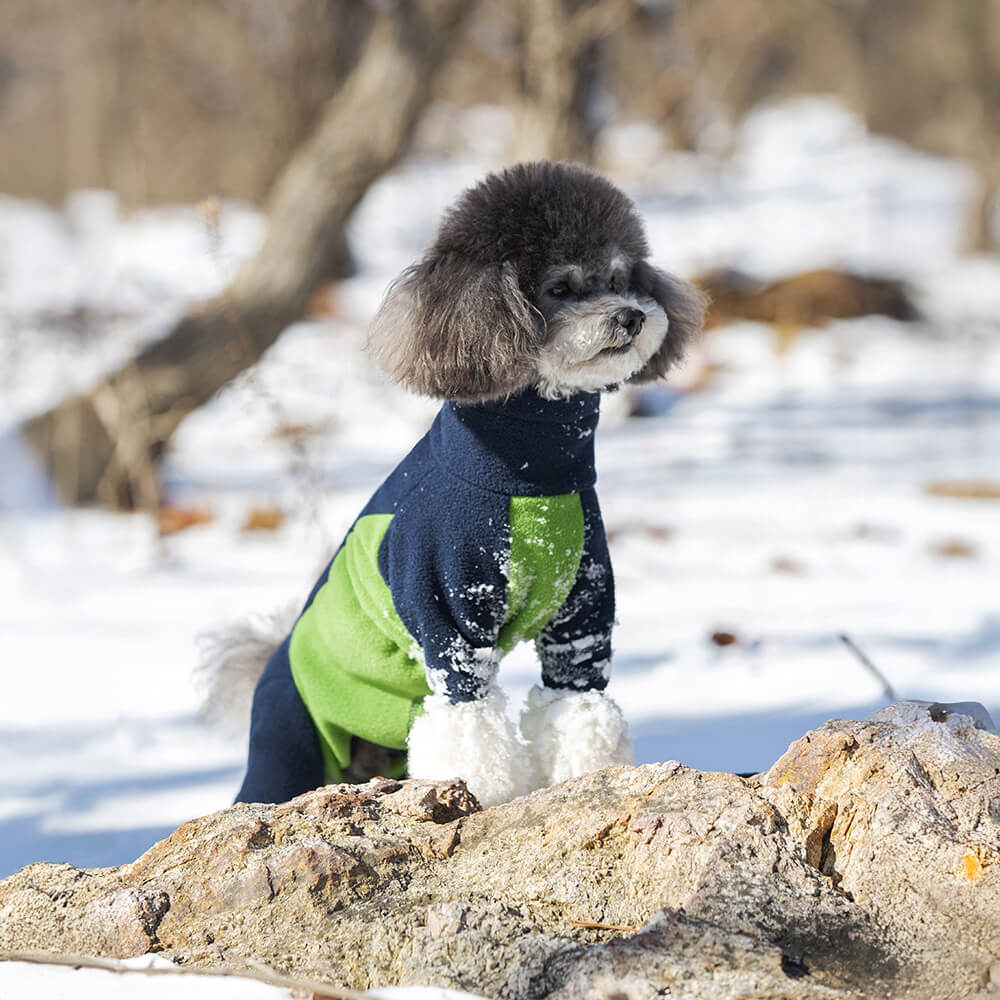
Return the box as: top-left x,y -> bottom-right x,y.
549,283 -> 571,298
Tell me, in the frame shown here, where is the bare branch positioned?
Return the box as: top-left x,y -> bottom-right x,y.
839,634 -> 899,703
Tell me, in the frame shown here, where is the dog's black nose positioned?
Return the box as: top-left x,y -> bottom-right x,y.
614,307 -> 646,339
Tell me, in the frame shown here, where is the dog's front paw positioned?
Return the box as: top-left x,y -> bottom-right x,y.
521,684 -> 633,790
407,686 -> 531,808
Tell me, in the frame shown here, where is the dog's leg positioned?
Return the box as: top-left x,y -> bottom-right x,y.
520,684 -> 633,789
407,684 -> 531,808
380,513 -> 535,807
520,493 -> 632,789
234,637 -> 327,804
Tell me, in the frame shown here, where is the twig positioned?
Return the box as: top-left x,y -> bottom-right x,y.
0,949 -> 367,1000
838,633 -> 899,703
569,919 -> 638,933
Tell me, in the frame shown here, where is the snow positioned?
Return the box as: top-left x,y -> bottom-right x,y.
1,95 -> 999,995
0,954 -> 487,999
0,956 -> 294,1000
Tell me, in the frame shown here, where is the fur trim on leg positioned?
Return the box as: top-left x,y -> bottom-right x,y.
407,686 -> 531,808
193,605 -> 297,736
521,684 -> 634,789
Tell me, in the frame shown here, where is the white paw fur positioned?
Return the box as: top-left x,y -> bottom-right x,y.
407,686 -> 531,808
521,684 -> 633,789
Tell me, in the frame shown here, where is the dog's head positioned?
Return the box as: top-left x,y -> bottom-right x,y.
368,161 -> 705,402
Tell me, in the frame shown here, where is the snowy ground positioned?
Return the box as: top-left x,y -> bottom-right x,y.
0,954 -> 484,1000
1,97 -> 999,899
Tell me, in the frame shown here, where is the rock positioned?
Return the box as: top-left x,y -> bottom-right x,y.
763,707 -> 1000,1000
867,698 -> 997,734
0,866 -> 170,958
547,909 -> 852,1000
1,710 -> 999,999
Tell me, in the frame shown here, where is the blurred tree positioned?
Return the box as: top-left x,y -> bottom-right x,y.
832,0 -> 1000,253
673,0 -> 864,152
675,0 -> 999,251
605,0 -> 703,153
21,0 -> 472,509
0,0 -> 373,205
510,0 -> 639,163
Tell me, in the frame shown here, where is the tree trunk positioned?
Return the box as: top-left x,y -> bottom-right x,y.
510,0 -> 637,164
965,175 -> 999,254
22,0 -> 470,510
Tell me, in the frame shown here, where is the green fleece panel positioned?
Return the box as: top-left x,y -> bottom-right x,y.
290,514 -> 433,771
291,494 -> 585,781
318,730 -> 345,784
499,494 -> 585,653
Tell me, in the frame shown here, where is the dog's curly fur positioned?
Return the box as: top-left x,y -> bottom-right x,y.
368,161 -> 705,402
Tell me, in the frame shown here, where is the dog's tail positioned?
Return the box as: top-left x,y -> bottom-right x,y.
193,605 -> 298,736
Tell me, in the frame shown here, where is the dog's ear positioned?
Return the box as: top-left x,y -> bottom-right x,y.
367,254 -> 543,401
628,259 -> 707,382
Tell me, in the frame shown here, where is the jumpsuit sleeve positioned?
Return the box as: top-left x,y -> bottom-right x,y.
535,489 -> 615,692
379,487 -> 510,704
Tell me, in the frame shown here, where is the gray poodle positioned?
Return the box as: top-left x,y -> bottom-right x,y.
203,161 -> 705,808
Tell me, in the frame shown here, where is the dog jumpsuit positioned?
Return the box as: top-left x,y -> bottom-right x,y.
235,388 -> 615,803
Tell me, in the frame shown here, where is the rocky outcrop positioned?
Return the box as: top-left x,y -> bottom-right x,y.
763,703 -> 1000,999
1,703 -> 998,999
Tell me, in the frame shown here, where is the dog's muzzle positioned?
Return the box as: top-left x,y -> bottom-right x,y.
605,307 -> 646,353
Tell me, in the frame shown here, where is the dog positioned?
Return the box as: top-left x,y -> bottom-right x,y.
203,161 -> 705,808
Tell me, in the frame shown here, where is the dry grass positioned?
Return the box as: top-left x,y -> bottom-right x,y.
241,507 -> 287,533
157,505 -> 214,536
929,538 -> 978,559
924,480 -> 1000,500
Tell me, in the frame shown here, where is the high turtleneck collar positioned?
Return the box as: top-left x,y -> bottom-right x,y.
428,387 -> 600,496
